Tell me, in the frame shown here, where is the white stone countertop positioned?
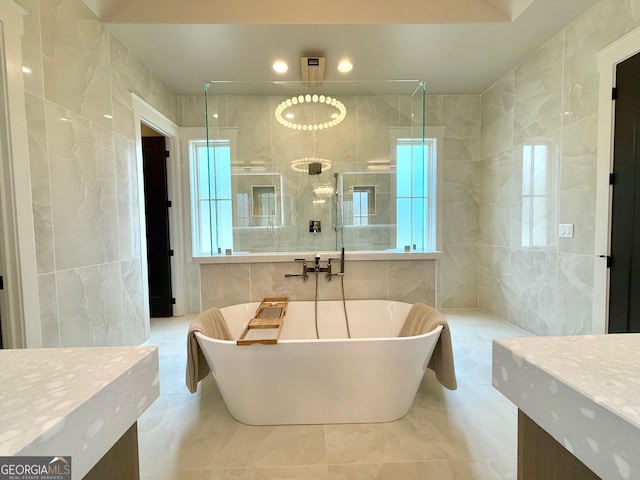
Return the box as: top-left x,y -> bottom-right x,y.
0,346 -> 159,479
493,334 -> 640,480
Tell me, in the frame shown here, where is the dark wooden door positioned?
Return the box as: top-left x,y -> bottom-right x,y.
142,136 -> 173,317
609,52 -> 640,333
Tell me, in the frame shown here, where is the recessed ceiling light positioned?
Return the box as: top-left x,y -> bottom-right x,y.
273,60 -> 288,74
337,59 -> 353,73
21,66 -> 32,74
213,113 -> 219,118
285,113 -> 294,119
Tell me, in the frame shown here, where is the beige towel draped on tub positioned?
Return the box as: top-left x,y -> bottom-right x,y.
399,303 -> 457,390
186,307 -> 233,393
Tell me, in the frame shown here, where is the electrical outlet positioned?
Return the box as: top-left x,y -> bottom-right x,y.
559,224 -> 574,238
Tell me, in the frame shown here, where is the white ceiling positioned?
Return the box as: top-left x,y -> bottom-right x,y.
86,0 -> 599,95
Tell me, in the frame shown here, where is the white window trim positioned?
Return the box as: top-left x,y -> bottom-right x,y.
389,125 -> 445,252
182,127 -> 238,257
132,94 -> 185,317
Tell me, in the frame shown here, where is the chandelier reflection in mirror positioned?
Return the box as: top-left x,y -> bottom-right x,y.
313,183 -> 335,197
275,94 -> 347,131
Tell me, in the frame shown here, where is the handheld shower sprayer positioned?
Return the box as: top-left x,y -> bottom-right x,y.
333,172 -> 343,251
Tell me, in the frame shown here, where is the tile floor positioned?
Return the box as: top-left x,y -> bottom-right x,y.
139,309 -> 530,479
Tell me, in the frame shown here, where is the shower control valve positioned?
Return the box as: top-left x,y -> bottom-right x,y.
309,220 -> 321,233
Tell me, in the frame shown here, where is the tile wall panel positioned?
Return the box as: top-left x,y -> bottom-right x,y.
21,0 -> 179,346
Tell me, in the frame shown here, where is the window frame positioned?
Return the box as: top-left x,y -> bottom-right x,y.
389,126 -> 444,252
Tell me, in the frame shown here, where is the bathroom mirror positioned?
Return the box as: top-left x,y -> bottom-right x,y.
189,80 -> 435,256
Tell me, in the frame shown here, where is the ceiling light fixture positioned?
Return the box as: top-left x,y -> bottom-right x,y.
275,94 -> 347,131
273,60 -> 288,74
21,66 -> 32,74
337,59 -> 353,73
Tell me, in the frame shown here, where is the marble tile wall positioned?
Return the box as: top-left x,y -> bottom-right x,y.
478,0 -> 640,335
17,0 -> 178,346
435,96 -> 482,309
200,259 -> 436,310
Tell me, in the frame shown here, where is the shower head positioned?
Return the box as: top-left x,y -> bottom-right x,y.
308,162 -> 322,175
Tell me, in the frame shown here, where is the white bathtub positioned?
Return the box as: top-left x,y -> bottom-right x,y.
195,299 -> 442,425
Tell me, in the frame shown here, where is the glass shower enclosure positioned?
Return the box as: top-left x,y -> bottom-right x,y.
192,80 -> 430,256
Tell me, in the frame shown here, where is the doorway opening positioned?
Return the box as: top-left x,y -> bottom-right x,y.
141,123 -> 174,317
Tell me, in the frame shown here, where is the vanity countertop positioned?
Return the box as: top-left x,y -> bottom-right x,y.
493,334 -> 640,480
0,346 -> 159,478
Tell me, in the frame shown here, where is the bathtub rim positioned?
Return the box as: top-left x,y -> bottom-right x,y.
195,324 -> 443,344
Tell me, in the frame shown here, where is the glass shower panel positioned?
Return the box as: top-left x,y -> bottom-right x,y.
198,80 -> 429,256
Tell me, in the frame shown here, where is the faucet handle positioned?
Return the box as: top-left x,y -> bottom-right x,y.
293,258 -> 309,282
326,257 -> 342,279
327,257 -> 340,264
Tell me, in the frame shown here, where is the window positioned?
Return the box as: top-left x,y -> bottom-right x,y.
395,137 -> 436,251
190,139 -> 233,255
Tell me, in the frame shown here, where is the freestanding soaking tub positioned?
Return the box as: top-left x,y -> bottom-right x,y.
195,299 -> 443,425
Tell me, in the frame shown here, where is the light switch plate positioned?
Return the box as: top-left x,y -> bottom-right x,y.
559,223 -> 574,238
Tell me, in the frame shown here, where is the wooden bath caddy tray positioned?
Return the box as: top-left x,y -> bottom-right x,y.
237,297 -> 289,346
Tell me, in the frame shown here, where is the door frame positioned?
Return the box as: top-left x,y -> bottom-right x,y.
0,0 -> 41,348
595,26 -> 640,335
132,94 -> 186,317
